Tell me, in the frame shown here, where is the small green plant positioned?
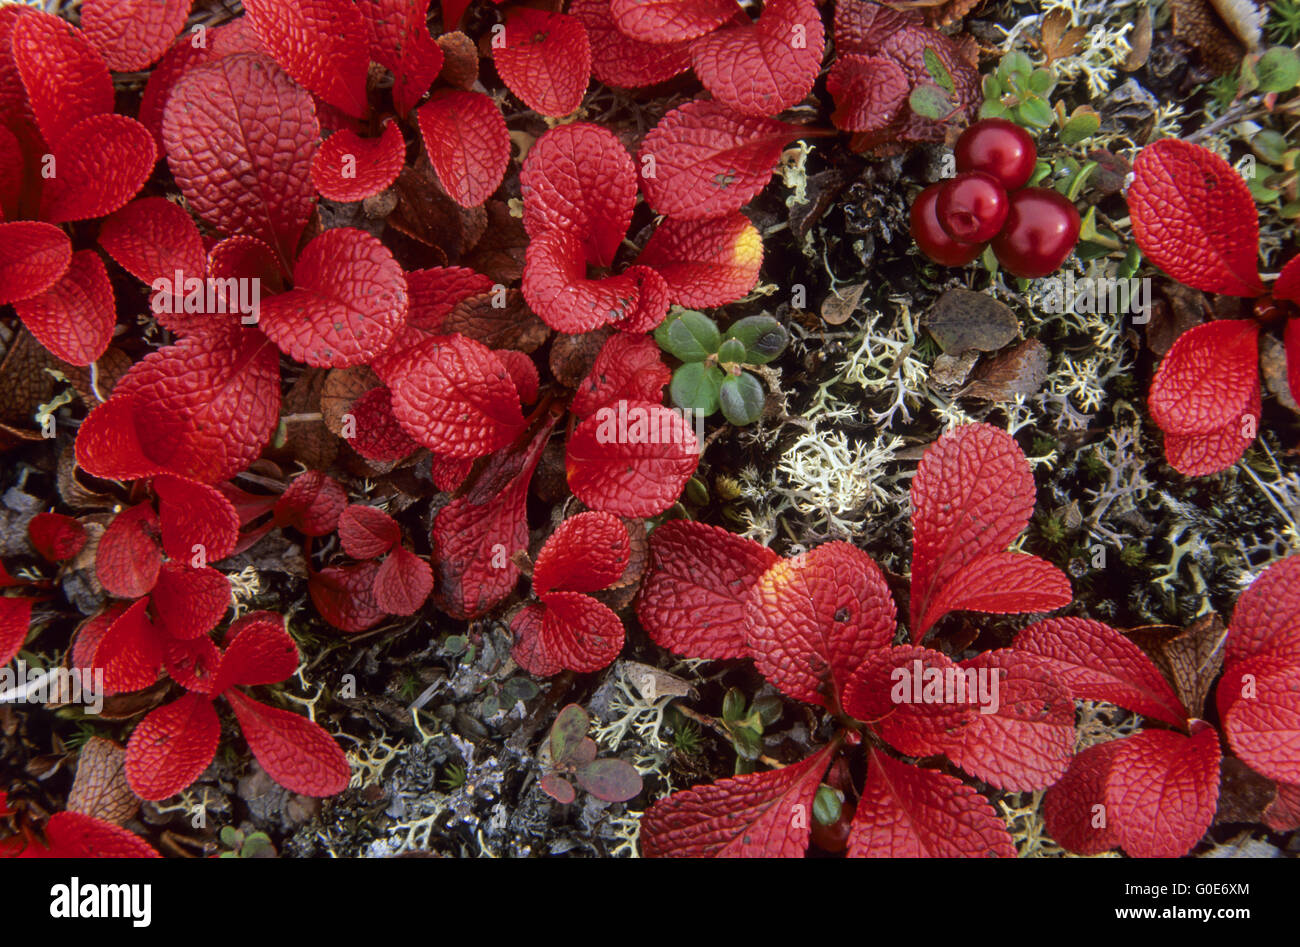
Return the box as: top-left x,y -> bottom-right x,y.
980,51 -> 1099,146
656,309 -> 789,427
538,704 -> 643,805
218,826 -> 275,858
720,687 -> 783,773
1269,0 -> 1300,45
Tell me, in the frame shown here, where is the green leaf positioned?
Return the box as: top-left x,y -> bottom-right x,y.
575,759 -> 644,803
721,687 -> 746,725
1253,129 -> 1289,165
551,704 -> 589,766
219,826 -> 242,848
1119,244 -> 1143,280
730,719 -> 765,761
998,50 -> 1034,82
1028,159 -> 1053,187
725,314 -> 789,364
1028,67 -> 1056,95
1060,110 -> 1100,146
979,100 -> 1011,121
501,677 -> 540,704
813,784 -> 844,826
981,74 -> 1002,100
1064,161 -> 1098,201
718,372 -> 766,426
717,338 -> 748,365
924,47 -> 956,95
1258,46 -> 1300,91
664,309 -> 721,361
670,362 -> 722,416
481,694 -> 500,717
684,476 -> 709,505
910,83 -> 954,120
753,695 -> 784,726
1017,96 -> 1056,129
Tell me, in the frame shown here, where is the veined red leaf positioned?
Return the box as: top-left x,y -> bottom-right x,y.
93,598 -> 164,694
338,505 -> 402,559
96,505 -> 162,599
565,401 -> 699,516
638,100 -> 802,219
1227,555 -> 1300,664
416,92 -> 509,209
913,551 -> 1071,639
258,228 -> 409,367
636,520 -> 779,660
610,0 -> 740,44
690,0 -> 824,117
10,10 -> 113,147
309,561 -> 386,632
746,542 -> 897,708
163,52 -> 319,267
356,0 -> 444,114
406,267 -> 495,331
81,0 -> 192,72
909,424 -> 1037,642
826,53 -> 910,132
0,597 -> 32,667
242,0 -> 369,118
512,591 -> 625,675
848,749 -> 1016,858
125,693 -> 219,800
310,123 -> 407,202
27,513 -> 87,561
493,9 -> 591,118
842,646 -> 977,757
523,231 -> 669,334
275,471 -> 347,537
1013,617 -> 1188,728
224,689 -> 351,796
373,546 -> 433,616
533,512 -> 629,595
99,198 -> 206,302
640,745 -> 833,857
571,0 -> 692,88
13,249 -> 115,366
345,386 -> 422,463
1161,384 -> 1260,477
216,612 -> 300,689
571,332 -> 671,419
637,212 -> 763,307
153,473 -> 240,563
1219,656 -> 1300,784
150,562 -> 229,641
1042,737 -> 1124,855
1107,726 -> 1221,857
39,812 -> 159,858
521,123 -> 636,268
163,636 -> 222,694
0,221 -> 71,305
1149,320 -> 1259,436
1129,139 -> 1265,297
40,114 -> 157,224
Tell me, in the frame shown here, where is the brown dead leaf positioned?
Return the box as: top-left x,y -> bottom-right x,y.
821,282 -> 867,326
1170,0 -> 1259,74
621,660 -> 697,702
67,737 -> 140,826
1123,5 -> 1154,71
321,366 -> 382,436
60,347 -> 132,408
1215,756 -> 1277,825
1126,613 -> 1228,720
1147,283 -> 1209,357
57,447 -> 116,511
0,327 -> 59,428
1261,334 -> 1300,414
436,31 -> 479,89
550,328 -> 611,387
389,159 -> 488,259
277,368 -> 337,470
464,201 -> 530,284
963,338 -> 1049,401
442,289 -> 551,353
1039,9 -> 1091,67
929,351 -> 979,390
922,288 -> 1020,355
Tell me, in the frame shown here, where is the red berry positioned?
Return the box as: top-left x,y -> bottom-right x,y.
936,171 -> 1009,243
955,118 -> 1038,192
991,188 -> 1081,278
910,184 -> 985,268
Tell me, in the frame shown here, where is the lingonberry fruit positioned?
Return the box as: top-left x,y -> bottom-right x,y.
936,171 -> 1009,243
955,118 -> 1038,192
991,188 -> 1081,278
911,184 -> 985,267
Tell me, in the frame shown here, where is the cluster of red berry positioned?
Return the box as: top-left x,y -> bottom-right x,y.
911,119 -> 1081,279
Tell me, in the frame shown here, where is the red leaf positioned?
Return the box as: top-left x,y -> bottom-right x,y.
125,693 -> 218,800
638,100 -> 802,219
521,123 -> 636,268
842,646 -> 977,757
75,328 -> 282,484
826,53 -> 910,132
275,471 -> 348,537
153,473 -> 240,563
98,198 -> 206,305
571,332 -> 671,419
640,745 -> 833,857
610,0 -> 741,43
534,512 -> 629,595
387,334 -> 525,458
163,52 -> 319,267
150,563 -> 228,642
0,597 -> 31,667
833,0 -> 921,53
94,598 -> 164,694
1287,316 -> 1300,408
309,561 -> 386,632
1161,384 -> 1260,477
310,123 -> 406,202
27,512 -> 87,561
216,612 -> 299,690
571,0 -> 692,88
39,115 -> 157,223
0,124 -> 19,219
1129,139 -> 1265,297
1149,320 -> 1259,435
944,650 -> 1074,791
1219,656 -> 1300,784
80,0 -> 192,72
416,92 -> 509,208
338,505 -> 402,559
1042,737 -> 1124,855
636,520 -> 779,660
493,9 -> 591,118
96,504 -> 163,599
497,350 -> 539,403
690,0 -> 824,117
72,604 -> 128,672
407,267 -> 495,331
523,232 -> 670,334
432,420 -> 553,619
848,749 -> 1016,858
242,0 -> 370,118
908,423 -> 1037,641
13,249 -> 115,366
1275,253 -> 1300,303
40,812 -> 159,858
1107,726 -> 1221,857
259,228 -> 409,367
512,591 -> 625,674
1013,618 -> 1188,727
746,542 -> 897,707
356,0 -> 444,114
1228,555 -> 1300,664
345,386 -> 422,462
373,546 -> 433,615
1265,781 -> 1300,832
565,401 -> 700,516
163,635 -> 222,694
540,772 -> 577,804
0,221 -> 71,305
912,551 -> 1071,639
10,10 -> 113,147
225,689 -> 350,796
637,212 -> 763,307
